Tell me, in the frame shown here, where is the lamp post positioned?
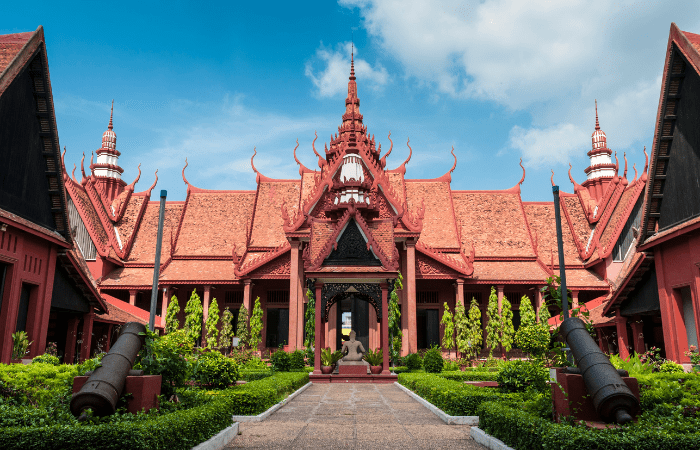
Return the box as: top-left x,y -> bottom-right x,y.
149,190 -> 167,332
552,185 -> 572,363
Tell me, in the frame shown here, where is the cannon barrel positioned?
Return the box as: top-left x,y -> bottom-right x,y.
559,317 -> 640,424
70,322 -> 146,417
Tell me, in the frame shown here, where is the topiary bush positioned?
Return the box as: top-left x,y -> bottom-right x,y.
514,324 -> 551,357
659,360 -> 684,374
405,353 -> 423,370
496,359 -> 549,393
423,347 -> 444,373
289,350 -> 305,370
134,329 -> 193,397
31,354 -> 60,365
191,350 -> 239,388
271,349 -> 291,372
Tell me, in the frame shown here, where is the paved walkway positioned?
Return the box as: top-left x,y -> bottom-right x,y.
225,383 -> 487,449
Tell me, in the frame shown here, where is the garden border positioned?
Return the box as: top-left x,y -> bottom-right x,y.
191,422 -> 239,450
470,426 -> 515,450
393,381 -> 479,425
231,381 -> 312,422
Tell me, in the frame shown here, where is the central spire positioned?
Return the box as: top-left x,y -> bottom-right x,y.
342,46 -> 363,138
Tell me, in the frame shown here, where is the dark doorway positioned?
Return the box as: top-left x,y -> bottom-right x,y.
0,263 -> 7,318
16,283 -> 32,332
266,308 -> 289,348
417,309 -> 439,349
336,295 -> 370,352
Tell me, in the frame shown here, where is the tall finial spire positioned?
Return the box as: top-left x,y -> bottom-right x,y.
350,42 -> 355,81
108,99 -> 114,130
594,99 -> 600,131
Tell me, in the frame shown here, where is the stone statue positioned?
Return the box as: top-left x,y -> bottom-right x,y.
341,330 -> 366,362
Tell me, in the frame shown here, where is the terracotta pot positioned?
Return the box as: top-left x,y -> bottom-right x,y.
321,366 -> 333,374
370,365 -> 382,375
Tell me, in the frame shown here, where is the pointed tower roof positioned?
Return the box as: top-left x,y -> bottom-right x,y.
584,100 -> 616,180
91,100 -> 123,178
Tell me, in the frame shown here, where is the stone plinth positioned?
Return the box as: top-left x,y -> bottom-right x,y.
73,375 -> 161,414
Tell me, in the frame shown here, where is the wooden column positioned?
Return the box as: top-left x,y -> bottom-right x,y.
629,318 -> 645,355
33,244 -> 57,358
243,279 -> 252,313
497,285 -> 504,314
203,285 -> 212,322
79,312 -> 95,362
535,286 -> 543,322
289,241 -> 301,349
381,282 -> 390,374
64,316 -> 80,364
329,302 -> 337,351
654,247 -> 680,361
129,290 -> 138,306
406,241 -> 417,353
400,247 -> 409,356
596,327 -> 606,352
161,287 -> 169,322
571,290 -> 579,309
456,278 -> 464,307
615,309 -> 630,360
313,282 -> 323,374
105,324 -> 114,352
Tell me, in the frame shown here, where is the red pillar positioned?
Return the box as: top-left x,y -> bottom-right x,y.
381,282 -> 390,374
0,263 -> 20,363
571,290 -> 579,310
243,279 -> 252,313
129,290 -> 137,306
64,316 -> 80,364
596,327 -> 606,352
406,241 -> 417,353
161,286 -> 169,322
33,244 -> 57,358
497,285 -> 505,358
629,318 -> 645,355
615,309 -> 630,360
654,247 -> 681,361
456,278 -> 464,307
105,323 -> 114,352
289,241 -> 300,349
79,312 -> 95,362
313,282 -> 323,374
400,248 -> 409,356
535,286 -> 543,322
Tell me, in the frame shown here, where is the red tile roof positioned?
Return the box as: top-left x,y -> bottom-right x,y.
561,196 -> 594,253
0,208 -> 68,245
249,182 -> 300,247
100,267 -> 155,288
160,259 -> 238,283
176,192 -> 254,257
127,202 -> 184,263
99,293 -> 164,329
406,181 -> 460,249
0,31 -> 32,75
471,261 -> 548,283
523,202 -> 584,265
70,185 -> 110,252
564,268 -> 608,288
114,194 -> 147,253
599,183 -> 640,255
452,192 -> 534,257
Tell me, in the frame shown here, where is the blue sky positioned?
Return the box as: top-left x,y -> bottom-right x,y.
4,1 -> 700,202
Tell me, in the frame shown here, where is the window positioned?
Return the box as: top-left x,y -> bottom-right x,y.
16,284 -> 33,332
267,290 -> 289,304
68,198 -> 96,261
464,292 -> 483,306
417,309 -> 439,349
266,308 -> 289,348
417,291 -> 439,304
224,291 -> 243,305
613,198 -> 643,262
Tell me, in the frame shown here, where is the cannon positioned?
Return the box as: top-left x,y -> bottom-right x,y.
70,322 -> 146,418
559,317 -> 640,424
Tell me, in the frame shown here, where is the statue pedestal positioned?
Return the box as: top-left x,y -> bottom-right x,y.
336,360 -> 369,375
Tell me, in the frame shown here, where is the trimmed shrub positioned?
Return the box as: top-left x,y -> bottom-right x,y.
271,349 -> 291,372
191,350 -> 239,388
423,347 -> 444,373
398,372 -> 521,416
404,353 -> 422,370
438,370 -> 499,382
238,370 -> 272,382
496,360 -> 549,393
31,354 -> 60,366
289,350 -> 305,370
659,360 -> 684,374
134,329 -> 193,397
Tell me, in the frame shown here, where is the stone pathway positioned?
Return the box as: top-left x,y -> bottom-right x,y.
225,383 -> 487,449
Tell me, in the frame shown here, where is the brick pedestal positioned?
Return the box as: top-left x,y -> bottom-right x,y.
73,375 -> 161,414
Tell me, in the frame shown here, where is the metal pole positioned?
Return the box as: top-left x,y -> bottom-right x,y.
149,190 -> 167,331
552,186 -> 570,320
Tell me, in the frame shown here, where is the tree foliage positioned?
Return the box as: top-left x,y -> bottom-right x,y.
485,287 -> 500,357
184,290 -> 203,346
466,298 -> 483,360
441,302 -> 455,356
304,289 -> 315,348
249,297 -> 264,350
519,295 -> 536,329
236,304 -> 250,348
454,300 -> 469,359
205,298 -> 220,349
219,307 -> 234,352
388,273 -> 403,363
500,295 -> 515,357
164,295 -> 180,334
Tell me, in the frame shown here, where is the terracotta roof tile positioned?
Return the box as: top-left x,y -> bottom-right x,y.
564,268 -> 608,288
367,221 -> 396,263
599,186 -> 639,252
250,182 -> 300,247
128,202 -> 184,263
472,261 -> 547,282
453,192 -> 534,257
100,267 -> 155,287
0,208 -> 67,244
300,172 -> 317,208
160,259 -> 237,282
524,203 -> 584,265
684,30 -> 700,53
114,195 -> 146,252
406,182 -> 459,248
310,221 -> 333,263
177,192 -> 254,257
0,32 -> 32,74
386,172 -> 406,203
71,187 -> 110,250
561,196 -> 594,251
99,293 -> 163,328
642,214 -> 700,247
587,302 -> 615,326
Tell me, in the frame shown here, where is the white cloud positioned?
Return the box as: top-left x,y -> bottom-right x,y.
510,123 -> 588,168
305,42 -> 389,98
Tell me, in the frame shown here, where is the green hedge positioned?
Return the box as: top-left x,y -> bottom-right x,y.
0,372 -> 309,450
478,401 -> 700,450
238,369 -> 272,381
397,372 -> 521,416
438,370 -> 498,382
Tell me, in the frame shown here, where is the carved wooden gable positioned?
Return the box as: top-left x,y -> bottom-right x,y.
323,219 -> 381,266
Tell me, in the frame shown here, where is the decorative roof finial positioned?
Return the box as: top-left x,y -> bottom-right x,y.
350,42 -> 355,81
595,99 -> 600,131
108,99 -> 114,131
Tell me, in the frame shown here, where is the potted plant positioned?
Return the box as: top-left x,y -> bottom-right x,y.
11,331 -> 32,363
321,347 -> 342,374
685,345 -> 700,371
364,348 -> 383,374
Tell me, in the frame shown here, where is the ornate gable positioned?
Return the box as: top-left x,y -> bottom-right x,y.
324,219 -> 381,266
